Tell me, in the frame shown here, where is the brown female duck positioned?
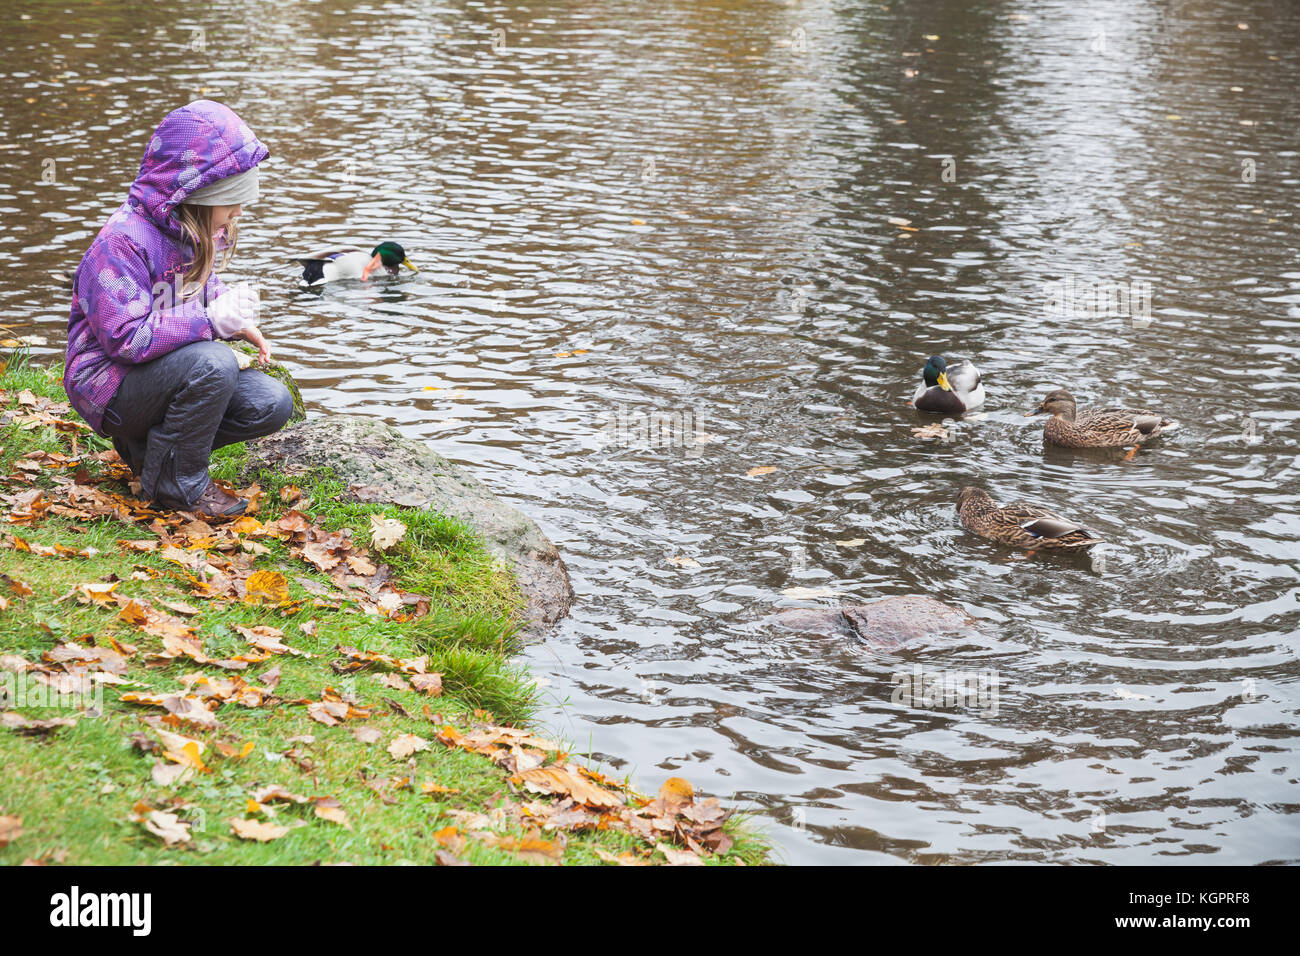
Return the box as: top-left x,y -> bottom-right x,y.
1029,388 -> 1173,455
956,486 -> 1102,551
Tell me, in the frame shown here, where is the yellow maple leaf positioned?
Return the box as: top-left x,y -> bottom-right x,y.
244,570 -> 289,604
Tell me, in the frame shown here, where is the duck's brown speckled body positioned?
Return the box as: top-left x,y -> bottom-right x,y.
956,486 -> 1102,550
1031,388 -> 1173,449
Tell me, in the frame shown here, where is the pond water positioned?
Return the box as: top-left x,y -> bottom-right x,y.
2,0 -> 1298,864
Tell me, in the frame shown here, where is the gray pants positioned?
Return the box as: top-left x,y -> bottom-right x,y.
102,341 -> 294,509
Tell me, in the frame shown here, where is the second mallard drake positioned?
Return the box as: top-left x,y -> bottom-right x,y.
1029,388 -> 1173,450
912,355 -> 985,414
956,486 -> 1102,551
292,242 -> 418,287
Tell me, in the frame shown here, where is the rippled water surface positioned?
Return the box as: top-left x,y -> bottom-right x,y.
2,0 -> 1298,864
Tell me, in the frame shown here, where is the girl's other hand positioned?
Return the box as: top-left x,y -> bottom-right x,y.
237,325 -> 272,364
208,282 -> 260,338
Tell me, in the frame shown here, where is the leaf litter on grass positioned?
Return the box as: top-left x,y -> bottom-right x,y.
0,396 -> 748,865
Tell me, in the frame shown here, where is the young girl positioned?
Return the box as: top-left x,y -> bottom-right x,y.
65,100 -> 292,516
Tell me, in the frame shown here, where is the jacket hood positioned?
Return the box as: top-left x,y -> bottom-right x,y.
127,100 -> 269,239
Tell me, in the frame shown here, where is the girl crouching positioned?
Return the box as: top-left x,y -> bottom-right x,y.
65,100 -> 291,516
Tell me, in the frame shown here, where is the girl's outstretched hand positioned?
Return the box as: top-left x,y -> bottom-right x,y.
237,325 -> 272,364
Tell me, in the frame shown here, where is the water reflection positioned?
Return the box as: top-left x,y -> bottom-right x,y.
0,0 -> 1297,864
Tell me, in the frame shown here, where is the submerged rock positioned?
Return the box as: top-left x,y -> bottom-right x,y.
244,414 -> 572,634
769,595 -> 976,649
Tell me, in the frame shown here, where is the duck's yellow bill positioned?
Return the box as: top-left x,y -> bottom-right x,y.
402,258 -> 419,273
937,371 -> 952,391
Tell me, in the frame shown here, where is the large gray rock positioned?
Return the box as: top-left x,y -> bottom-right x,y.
769,595 -> 977,649
245,414 -> 572,635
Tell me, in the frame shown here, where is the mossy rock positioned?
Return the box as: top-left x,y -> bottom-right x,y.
244,414 -> 573,636
226,341 -> 305,422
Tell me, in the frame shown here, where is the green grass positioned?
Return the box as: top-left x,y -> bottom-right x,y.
209,450 -> 524,624
0,354 -> 767,866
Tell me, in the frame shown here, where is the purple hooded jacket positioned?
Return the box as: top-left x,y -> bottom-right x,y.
64,100 -> 268,434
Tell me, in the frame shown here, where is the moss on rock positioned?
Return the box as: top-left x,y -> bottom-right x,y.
242,415 -> 573,637
226,341 -> 305,422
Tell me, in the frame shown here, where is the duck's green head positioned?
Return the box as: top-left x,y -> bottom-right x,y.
922,354 -> 951,391
370,242 -> 418,273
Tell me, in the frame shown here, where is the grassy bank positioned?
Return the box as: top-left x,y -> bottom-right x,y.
0,355 -> 766,866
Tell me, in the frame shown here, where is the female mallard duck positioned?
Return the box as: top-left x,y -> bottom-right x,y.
956,486 -> 1102,551
912,355 -> 985,414
1028,388 -> 1173,453
292,242 -> 418,287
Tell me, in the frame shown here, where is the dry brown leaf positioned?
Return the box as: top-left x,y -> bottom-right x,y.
214,740 -> 255,759
158,599 -> 200,617
151,761 -> 193,787
76,581 -> 117,604
517,766 -> 624,809
376,673 -> 412,692
0,712 -> 78,738
594,846 -> 649,866
657,842 -> 705,866
300,542 -> 342,572
155,728 -> 207,770
235,624 -> 311,658
346,553 -> 378,576
369,514 -> 407,552
911,422 -> 950,440
138,809 -> 192,846
410,673 -> 442,697
308,699 -> 349,727
0,813 -> 23,847
421,782 -> 461,796
120,692 -> 219,729
266,509 -> 311,538
477,832 -> 564,865
657,777 -> 695,810
387,733 -> 430,759
312,797 -> 350,828
228,817 -> 292,842
249,784 -> 307,805
2,575 -> 31,598
351,726 -> 382,744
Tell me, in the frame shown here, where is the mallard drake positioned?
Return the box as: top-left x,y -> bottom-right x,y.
912,355 -> 985,413
292,242 -> 417,287
956,486 -> 1102,551
1028,388 -> 1173,452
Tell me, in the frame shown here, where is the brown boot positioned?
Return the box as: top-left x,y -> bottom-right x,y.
193,480 -> 248,517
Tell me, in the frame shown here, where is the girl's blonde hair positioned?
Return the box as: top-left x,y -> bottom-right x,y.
174,203 -> 238,298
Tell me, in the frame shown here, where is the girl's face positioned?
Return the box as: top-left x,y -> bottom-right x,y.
210,203 -> 242,236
